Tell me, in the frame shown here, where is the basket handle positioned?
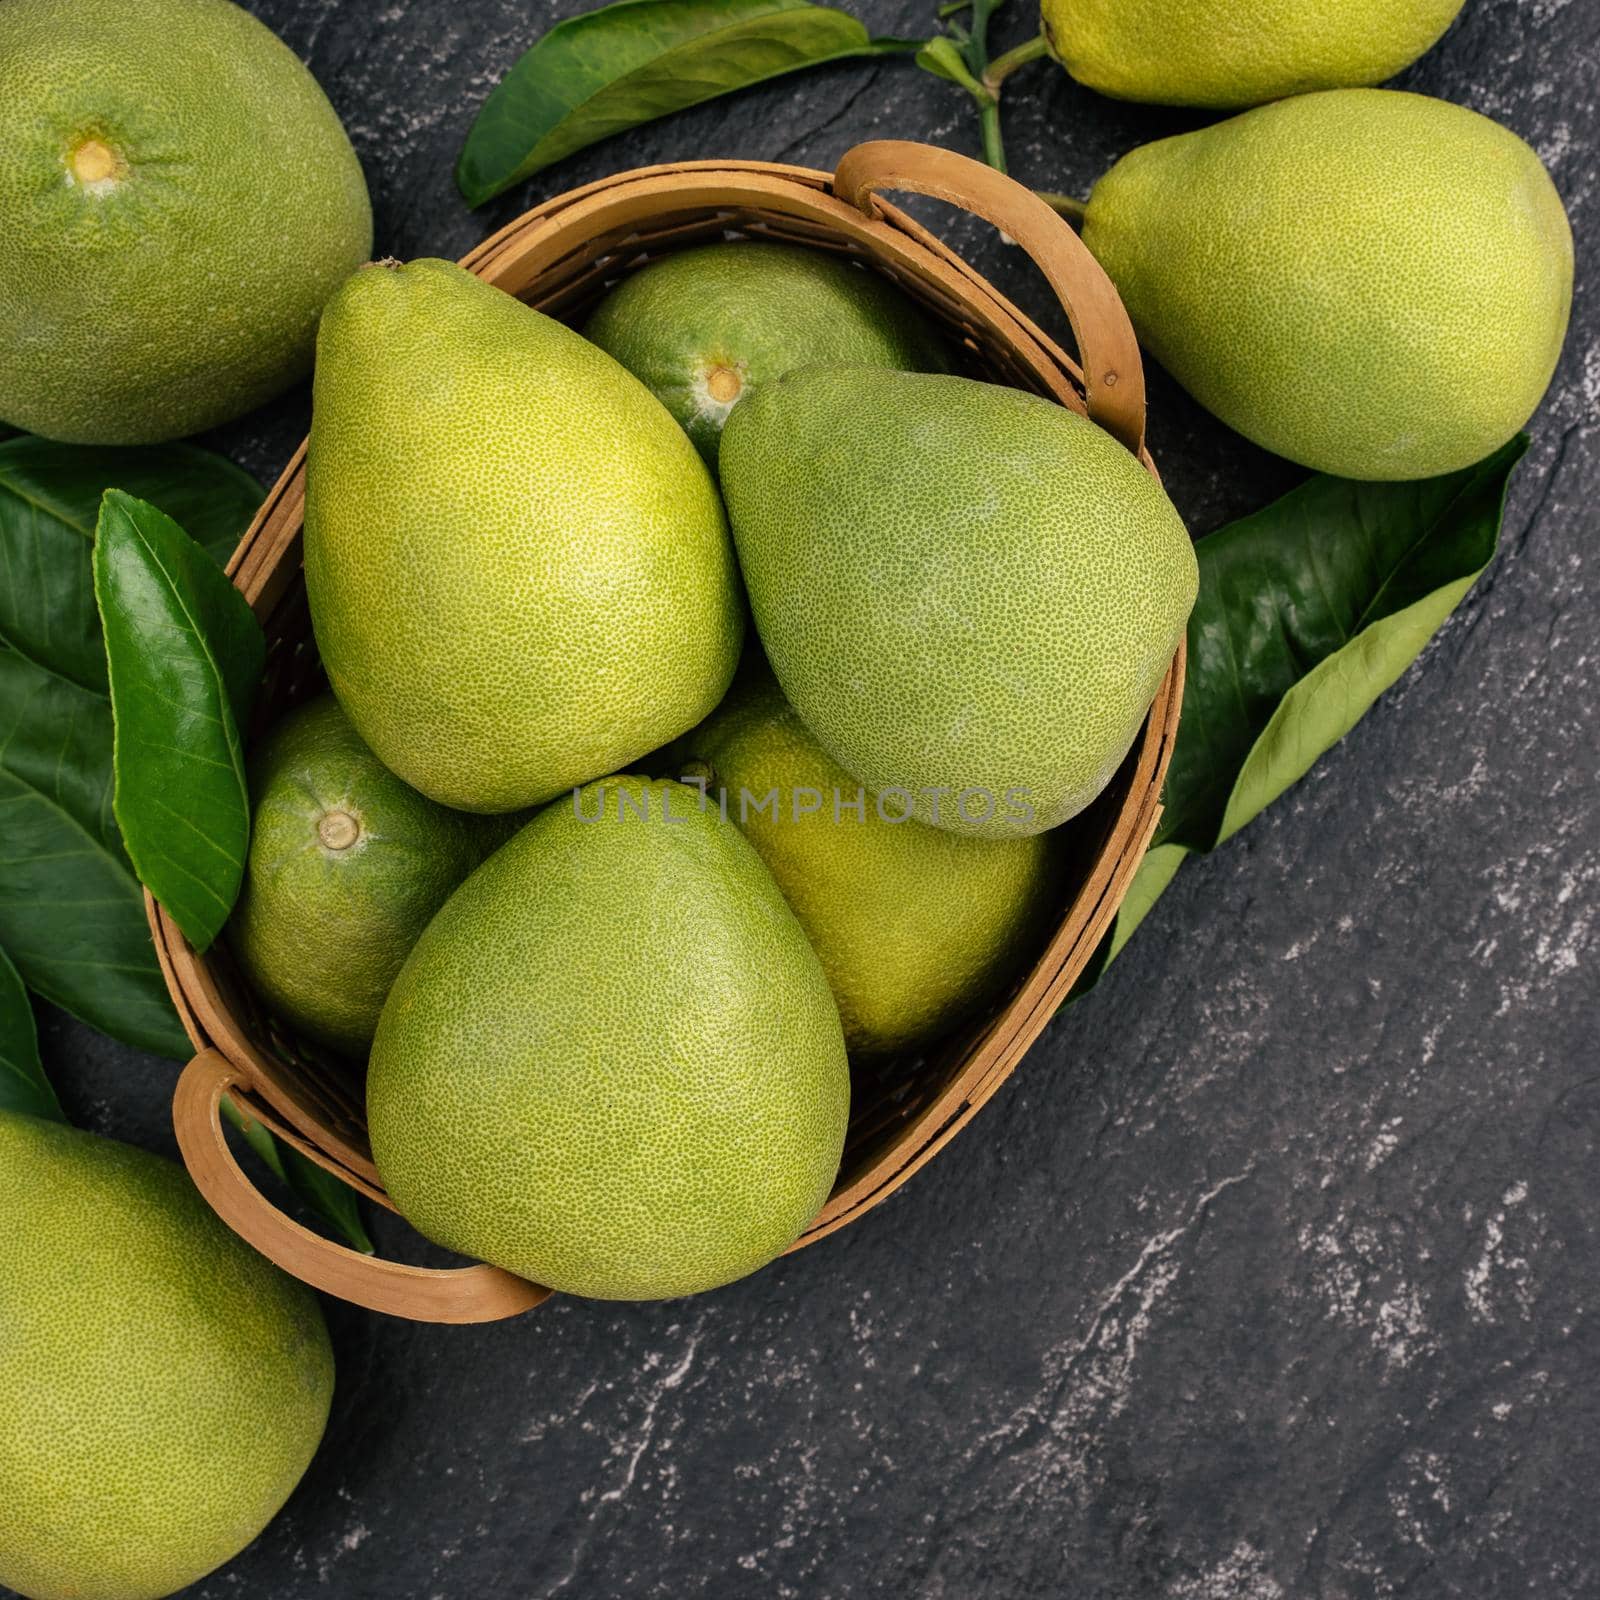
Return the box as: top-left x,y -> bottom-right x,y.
173,1050 -> 548,1324
833,140 -> 1146,455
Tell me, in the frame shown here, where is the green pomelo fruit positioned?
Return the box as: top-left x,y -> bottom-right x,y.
305,258 -> 743,814
0,1112 -> 334,1600
0,0 -> 371,445
1040,0 -> 1464,109
368,775 -> 849,1300
581,241 -> 950,464
663,662 -> 1063,1056
719,368 -> 1196,838
229,694 -> 508,1057
1081,90 -> 1573,480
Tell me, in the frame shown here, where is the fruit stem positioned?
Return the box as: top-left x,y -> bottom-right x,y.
983,31 -> 1048,91
1036,191 -> 1088,225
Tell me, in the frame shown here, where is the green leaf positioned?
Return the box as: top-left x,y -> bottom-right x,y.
224,1098 -> 375,1255
0,646 -> 190,1057
1160,438 -> 1524,853
457,0 -> 920,207
0,442 -> 257,1057
0,436 -> 259,695
915,36 -> 981,92
1104,843 -> 1189,966
1072,437 -> 1527,998
0,944 -> 65,1123
94,491 -> 264,954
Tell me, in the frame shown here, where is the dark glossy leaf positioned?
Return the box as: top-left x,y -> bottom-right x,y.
224,1098 -> 375,1254
0,944 -> 64,1123
0,436 -> 259,695
0,646 -> 190,1057
1070,437 -> 1526,1000
1160,437 -> 1525,853
94,491 -> 264,953
0,443 -> 256,1056
458,0 -> 919,206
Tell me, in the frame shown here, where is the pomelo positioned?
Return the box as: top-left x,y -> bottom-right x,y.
581,241 -> 950,463
1080,90 -> 1573,478
1041,0 -> 1466,109
230,694 -> 506,1056
720,368 -> 1197,837
664,662 -> 1063,1055
0,1112 -> 333,1600
0,0 -> 371,444
305,259 -> 742,813
368,775 -> 849,1300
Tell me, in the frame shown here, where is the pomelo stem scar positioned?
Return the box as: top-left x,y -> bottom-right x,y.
69,137 -> 122,187
318,811 -> 361,850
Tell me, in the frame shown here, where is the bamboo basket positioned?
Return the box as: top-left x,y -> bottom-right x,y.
159,140 -> 1186,1324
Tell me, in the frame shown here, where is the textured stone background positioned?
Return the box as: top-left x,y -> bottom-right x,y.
23,0 -> 1600,1595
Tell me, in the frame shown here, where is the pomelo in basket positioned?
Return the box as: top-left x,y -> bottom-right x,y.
720,368 -> 1196,838
304,258 -> 743,814
582,241 -> 951,464
663,660 -> 1063,1055
0,0 -> 371,444
230,694 -> 511,1057
367,775 -> 849,1300
0,1111 -> 333,1600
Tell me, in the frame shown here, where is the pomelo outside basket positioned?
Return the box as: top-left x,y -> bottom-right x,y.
157,140 -> 1186,1324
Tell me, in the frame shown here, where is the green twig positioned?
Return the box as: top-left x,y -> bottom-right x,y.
1036,191 -> 1087,224
977,95 -> 1008,175
983,31 -> 1048,91
913,0 -> 1039,175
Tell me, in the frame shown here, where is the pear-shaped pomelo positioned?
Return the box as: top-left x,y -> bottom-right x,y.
582,241 -> 950,464
230,694 -> 510,1057
1080,90 -> 1573,479
304,259 -> 743,814
1040,0 -> 1465,109
0,0 -> 371,444
663,662 -> 1063,1055
0,1112 -> 333,1600
719,368 -> 1196,838
368,775 -> 849,1300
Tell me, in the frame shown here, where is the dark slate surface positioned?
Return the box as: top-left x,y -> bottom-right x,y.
22,0 -> 1600,1595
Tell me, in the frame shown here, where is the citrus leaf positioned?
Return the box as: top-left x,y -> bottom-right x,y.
224,1098 -> 375,1255
0,442 -> 256,1056
1104,843 -> 1189,967
1069,436 -> 1526,1000
272,1144 -> 376,1256
1160,437 -> 1525,854
94,491 -> 264,954
915,36 -> 980,91
457,0 -> 920,207
0,646 -> 190,1057
0,436 -> 259,695
0,944 -> 64,1123
0,451 -> 367,1242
